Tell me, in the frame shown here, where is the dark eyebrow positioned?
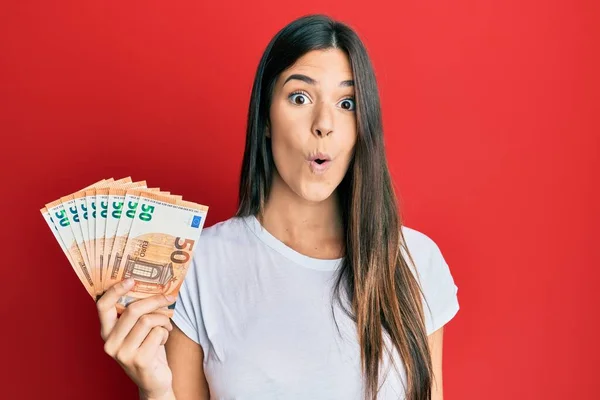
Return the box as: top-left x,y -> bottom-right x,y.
283,73 -> 354,88
284,74 -> 316,86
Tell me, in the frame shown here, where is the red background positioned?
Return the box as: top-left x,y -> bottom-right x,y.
0,1 -> 598,399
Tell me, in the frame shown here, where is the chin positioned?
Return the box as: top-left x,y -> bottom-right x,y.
297,182 -> 337,203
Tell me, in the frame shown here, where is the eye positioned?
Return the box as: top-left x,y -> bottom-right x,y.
338,97 -> 356,111
288,91 -> 311,105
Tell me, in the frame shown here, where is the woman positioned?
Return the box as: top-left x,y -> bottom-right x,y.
97,14 -> 460,400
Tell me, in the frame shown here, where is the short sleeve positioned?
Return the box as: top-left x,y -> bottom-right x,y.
171,254 -> 211,353
418,240 -> 460,335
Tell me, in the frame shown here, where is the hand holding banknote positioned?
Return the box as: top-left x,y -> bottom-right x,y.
97,278 -> 176,400
41,176 -> 208,399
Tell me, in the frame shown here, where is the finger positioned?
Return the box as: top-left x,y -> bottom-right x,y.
159,329 -> 169,346
132,327 -> 169,368
97,278 -> 135,340
105,293 -> 176,350
117,313 -> 172,357
112,313 -> 171,364
154,306 -> 175,318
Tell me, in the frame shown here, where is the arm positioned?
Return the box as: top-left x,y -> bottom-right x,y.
428,326 -> 445,400
156,323 -> 210,400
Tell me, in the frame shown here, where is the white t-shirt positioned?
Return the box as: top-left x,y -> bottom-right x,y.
172,215 -> 460,399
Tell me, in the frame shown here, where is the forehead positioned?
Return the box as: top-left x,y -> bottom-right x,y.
281,49 -> 353,82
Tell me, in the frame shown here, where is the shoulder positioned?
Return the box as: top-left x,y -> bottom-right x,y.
192,216 -> 254,256
173,216 -> 255,346
187,215 -> 258,279
197,215 -> 249,243
401,225 -> 440,253
401,225 -> 460,334
400,225 -> 447,277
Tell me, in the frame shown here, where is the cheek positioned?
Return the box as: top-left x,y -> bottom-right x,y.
270,129 -> 304,161
339,122 -> 358,159
269,110 -> 309,165
269,132 -> 306,182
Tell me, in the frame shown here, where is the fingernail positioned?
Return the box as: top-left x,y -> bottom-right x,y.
166,295 -> 176,302
124,278 -> 135,287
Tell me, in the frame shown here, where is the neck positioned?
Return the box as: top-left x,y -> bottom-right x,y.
258,170 -> 344,259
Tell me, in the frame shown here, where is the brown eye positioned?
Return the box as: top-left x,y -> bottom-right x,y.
289,92 -> 310,105
339,98 -> 355,111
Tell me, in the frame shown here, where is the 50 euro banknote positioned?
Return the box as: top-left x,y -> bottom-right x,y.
103,188 -> 180,291
114,192 -> 208,317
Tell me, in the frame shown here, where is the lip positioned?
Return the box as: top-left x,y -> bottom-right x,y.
307,152 -> 332,162
306,151 -> 333,175
307,159 -> 332,175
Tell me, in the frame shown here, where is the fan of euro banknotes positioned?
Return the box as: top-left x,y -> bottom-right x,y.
40,177 -> 209,316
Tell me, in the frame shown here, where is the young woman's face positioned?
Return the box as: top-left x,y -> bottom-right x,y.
268,49 -> 357,203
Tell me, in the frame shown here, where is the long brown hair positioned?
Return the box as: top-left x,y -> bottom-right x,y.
235,14 -> 433,400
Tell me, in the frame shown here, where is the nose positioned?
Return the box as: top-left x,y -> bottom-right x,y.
312,101 -> 334,137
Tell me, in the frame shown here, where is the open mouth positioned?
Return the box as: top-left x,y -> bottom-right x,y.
307,152 -> 332,174
308,158 -> 332,174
